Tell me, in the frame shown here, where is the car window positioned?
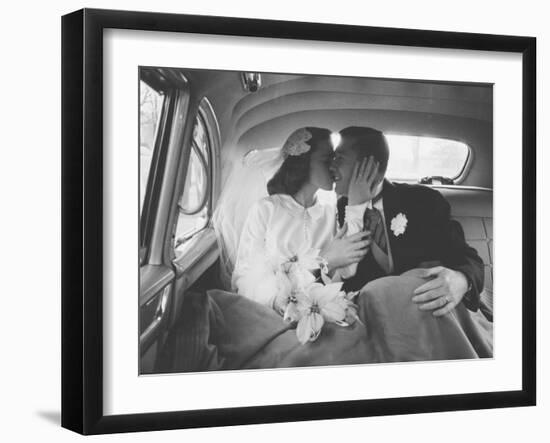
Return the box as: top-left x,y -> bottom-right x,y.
139,80 -> 164,215
385,135 -> 470,182
174,115 -> 211,256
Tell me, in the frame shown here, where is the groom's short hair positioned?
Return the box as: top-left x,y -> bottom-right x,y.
339,126 -> 390,174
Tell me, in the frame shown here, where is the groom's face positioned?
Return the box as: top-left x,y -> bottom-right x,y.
331,141 -> 358,196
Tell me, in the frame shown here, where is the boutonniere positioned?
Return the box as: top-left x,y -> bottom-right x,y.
390,213 -> 408,237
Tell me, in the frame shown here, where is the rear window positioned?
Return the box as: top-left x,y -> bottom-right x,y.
385,135 -> 469,181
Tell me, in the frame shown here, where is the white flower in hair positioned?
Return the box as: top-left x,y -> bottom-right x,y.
282,128 -> 313,158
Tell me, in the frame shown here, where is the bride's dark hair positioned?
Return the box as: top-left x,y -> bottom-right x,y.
267,127 -> 332,196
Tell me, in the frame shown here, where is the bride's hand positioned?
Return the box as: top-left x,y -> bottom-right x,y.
348,156 -> 380,206
321,224 -> 371,271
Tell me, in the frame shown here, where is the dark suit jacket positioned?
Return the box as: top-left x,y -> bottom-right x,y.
337,180 -> 484,312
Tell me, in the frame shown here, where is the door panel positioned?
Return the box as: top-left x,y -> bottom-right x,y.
139,264 -> 174,372
170,228 -> 219,327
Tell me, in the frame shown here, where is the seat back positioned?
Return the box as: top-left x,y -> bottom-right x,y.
433,186 -> 493,314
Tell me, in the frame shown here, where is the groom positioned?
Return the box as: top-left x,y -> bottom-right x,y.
330,126 -> 485,315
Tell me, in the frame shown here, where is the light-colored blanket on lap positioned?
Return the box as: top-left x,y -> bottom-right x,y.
168,271 -> 492,372
358,271 -> 493,363
207,290 -> 374,369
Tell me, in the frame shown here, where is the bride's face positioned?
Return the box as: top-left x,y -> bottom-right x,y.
308,139 -> 335,191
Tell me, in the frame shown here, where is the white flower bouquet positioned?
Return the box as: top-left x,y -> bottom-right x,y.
271,250 -> 362,344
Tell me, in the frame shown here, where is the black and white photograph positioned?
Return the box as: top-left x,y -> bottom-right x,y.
139,67 -> 494,375
2,0 -> 547,439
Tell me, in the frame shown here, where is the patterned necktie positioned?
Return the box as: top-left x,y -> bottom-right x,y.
364,206 -> 391,273
364,207 -> 387,254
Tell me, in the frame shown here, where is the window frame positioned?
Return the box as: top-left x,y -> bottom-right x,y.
139,67 -> 192,267
171,97 -> 220,260
139,80 -> 166,216
138,78 -> 172,265
177,116 -> 212,217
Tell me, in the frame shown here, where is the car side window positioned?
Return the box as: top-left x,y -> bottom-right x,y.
173,114 -> 212,256
139,80 -> 164,215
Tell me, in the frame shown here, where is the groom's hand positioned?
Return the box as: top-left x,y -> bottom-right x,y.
348,156 -> 381,205
411,266 -> 469,316
321,225 -> 371,271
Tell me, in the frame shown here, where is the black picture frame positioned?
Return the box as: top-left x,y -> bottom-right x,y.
61,8 -> 537,435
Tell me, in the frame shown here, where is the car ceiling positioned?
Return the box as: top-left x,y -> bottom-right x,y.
181,69 -> 493,188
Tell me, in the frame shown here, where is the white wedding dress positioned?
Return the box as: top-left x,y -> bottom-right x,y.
232,193 -> 337,307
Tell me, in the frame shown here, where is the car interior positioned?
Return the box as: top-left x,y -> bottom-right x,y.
139,67 -> 493,374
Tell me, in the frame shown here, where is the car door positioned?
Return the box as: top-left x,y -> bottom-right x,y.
139,68 -> 190,372
139,68 -> 221,373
